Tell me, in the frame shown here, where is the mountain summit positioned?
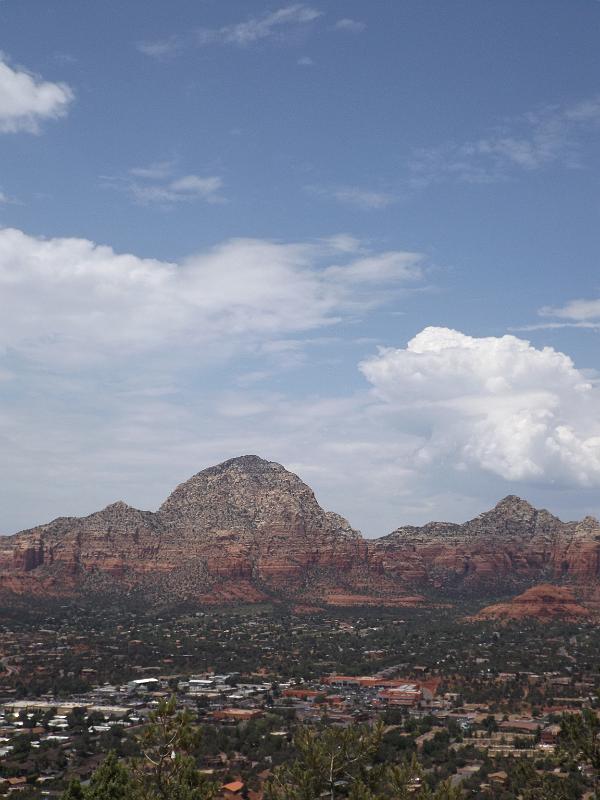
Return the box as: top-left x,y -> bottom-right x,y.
0,456 -> 599,608
158,455 -> 359,543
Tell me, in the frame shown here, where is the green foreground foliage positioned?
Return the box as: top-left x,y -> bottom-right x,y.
58,698 -> 600,800
265,723 -> 462,800
60,698 -> 217,800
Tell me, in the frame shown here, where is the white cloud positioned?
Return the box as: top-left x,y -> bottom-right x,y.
5,226 -> 600,535
135,37 -> 182,58
129,161 -> 175,180
360,327 -> 600,486
0,226 -> 430,533
308,185 -> 396,210
540,297 -> 600,322
0,53 -> 73,133
0,227 -> 423,367
217,4 -> 322,45
334,18 -> 366,33
332,186 -> 395,209
514,295 -> 600,332
297,56 -> 314,66
140,5 -> 323,56
324,251 -> 422,284
409,95 -> 600,186
3,317 -> 600,534
103,164 -> 225,207
131,174 -> 225,206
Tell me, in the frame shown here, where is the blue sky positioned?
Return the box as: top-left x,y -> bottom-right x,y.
1,0 -> 600,536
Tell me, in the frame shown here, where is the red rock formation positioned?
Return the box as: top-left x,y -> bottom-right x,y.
1,457 -> 599,608
471,584 -> 591,623
0,456 -> 370,605
368,496 -> 600,597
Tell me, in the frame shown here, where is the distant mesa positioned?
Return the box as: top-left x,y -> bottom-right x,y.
0,455 -> 599,613
471,584 -> 591,624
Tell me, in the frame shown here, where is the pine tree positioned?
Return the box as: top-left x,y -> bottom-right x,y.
60,779 -> 86,800
134,696 -> 216,800
86,751 -> 138,800
560,708 -> 600,796
265,724 -> 463,800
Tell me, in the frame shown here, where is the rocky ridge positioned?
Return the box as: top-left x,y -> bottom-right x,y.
1,455 -> 599,610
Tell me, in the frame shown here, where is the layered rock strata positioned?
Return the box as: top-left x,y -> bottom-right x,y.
1,456 -> 599,609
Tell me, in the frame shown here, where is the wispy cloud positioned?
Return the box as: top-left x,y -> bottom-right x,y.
207,4 -> 322,46
409,95 -> 600,187
128,161 -> 175,180
138,5 -> 323,57
512,296 -> 600,333
308,184 -> 396,210
102,162 -> 225,207
334,18 -> 366,33
540,297 -> 600,321
135,36 -> 182,59
0,188 -> 19,205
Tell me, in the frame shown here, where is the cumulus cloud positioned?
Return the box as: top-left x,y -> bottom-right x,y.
360,327 -> 600,485
0,227 -> 423,367
0,54 -> 73,133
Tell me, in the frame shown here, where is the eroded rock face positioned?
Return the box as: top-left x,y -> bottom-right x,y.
471,584 -> 591,623
369,495 -> 600,596
0,456 -> 368,605
1,458 -> 599,609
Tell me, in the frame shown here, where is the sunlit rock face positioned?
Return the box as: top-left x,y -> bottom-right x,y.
1,457 -> 599,610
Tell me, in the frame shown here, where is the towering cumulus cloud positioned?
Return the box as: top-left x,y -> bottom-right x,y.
360,327 -> 600,485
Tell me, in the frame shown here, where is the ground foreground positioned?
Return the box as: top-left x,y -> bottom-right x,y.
1,599 -> 599,798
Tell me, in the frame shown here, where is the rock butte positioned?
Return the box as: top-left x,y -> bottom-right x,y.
0,455 -> 599,612
472,584 -> 592,623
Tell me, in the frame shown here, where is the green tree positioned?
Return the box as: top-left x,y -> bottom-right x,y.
59,753 -> 136,800
134,696 -> 216,800
265,724 -> 462,800
560,709 -> 600,795
265,723 -> 384,800
87,751 -> 138,800
60,779 -> 86,800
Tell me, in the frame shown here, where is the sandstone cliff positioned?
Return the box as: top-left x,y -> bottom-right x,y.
1,457 -> 599,611
0,456 -> 374,605
369,495 -> 600,596
471,584 -> 591,623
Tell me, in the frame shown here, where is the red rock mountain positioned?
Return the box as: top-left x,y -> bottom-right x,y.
371,495 -> 600,596
472,584 -> 591,623
0,455 -> 599,609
